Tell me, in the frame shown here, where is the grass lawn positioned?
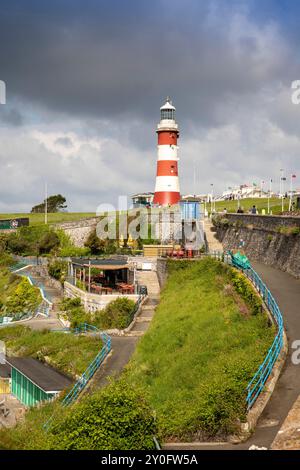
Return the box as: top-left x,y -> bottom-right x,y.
0,325 -> 101,378
0,212 -> 96,226
125,258 -> 275,440
212,197 -> 289,215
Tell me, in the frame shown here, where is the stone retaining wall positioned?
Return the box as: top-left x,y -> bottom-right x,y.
64,281 -> 139,313
156,258 -> 168,289
55,218 -> 99,247
214,214 -> 300,278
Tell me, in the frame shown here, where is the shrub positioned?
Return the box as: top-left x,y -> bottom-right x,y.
230,270 -> 262,315
38,231 -> 60,254
95,297 -> 136,329
54,230 -> 91,257
5,277 -> 42,315
48,260 -> 68,284
59,297 -> 91,328
49,380 -> 156,450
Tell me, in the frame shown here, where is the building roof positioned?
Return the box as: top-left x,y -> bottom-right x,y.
71,258 -> 129,270
6,357 -> 73,393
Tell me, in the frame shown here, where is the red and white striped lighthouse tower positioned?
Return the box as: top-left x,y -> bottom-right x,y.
153,97 -> 180,206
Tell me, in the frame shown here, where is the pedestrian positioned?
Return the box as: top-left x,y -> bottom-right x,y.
251,205 -> 257,214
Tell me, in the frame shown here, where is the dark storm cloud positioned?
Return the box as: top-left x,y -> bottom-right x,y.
0,0 -> 297,128
1,0 -> 300,212
0,107 -> 23,126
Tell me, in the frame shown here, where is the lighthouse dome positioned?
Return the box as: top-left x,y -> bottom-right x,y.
160,97 -> 176,120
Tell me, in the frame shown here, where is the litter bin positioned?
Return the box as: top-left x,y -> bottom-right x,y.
138,285 -> 148,295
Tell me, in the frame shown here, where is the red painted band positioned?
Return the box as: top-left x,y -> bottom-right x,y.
157,131 -> 178,146
153,191 -> 180,206
156,160 -> 178,177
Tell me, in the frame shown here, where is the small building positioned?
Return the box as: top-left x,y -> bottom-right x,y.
6,357 -> 73,407
132,192 -> 154,208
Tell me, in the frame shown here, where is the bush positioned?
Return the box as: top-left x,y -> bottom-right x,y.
49,380 -> 156,450
48,260 -> 68,284
95,297 -> 136,329
59,297 -> 91,328
6,226 -> 61,256
38,231 -> 60,254
56,229 -> 90,257
230,269 -> 263,315
5,277 -> 42,315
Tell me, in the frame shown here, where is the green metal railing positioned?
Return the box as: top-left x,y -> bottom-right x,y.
227,252 -> 284,409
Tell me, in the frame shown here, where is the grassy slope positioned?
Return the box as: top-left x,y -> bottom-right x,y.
0,212 -> 96,226
125,258 -> 274,439
0,326 -> 101,377
213,197 -> 288,215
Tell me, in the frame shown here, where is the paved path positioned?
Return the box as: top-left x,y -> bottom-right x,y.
203,218 -> 223,252
164,262 -> 300,450
87,296 -> 158,391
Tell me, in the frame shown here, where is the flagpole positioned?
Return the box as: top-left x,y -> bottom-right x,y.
289,174 -> 293,211
45,182 -> 48,225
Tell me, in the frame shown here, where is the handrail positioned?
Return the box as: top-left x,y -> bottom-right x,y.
62,326 -> 111,407
44,323 -> 111,429
9,266 -> 52,318
229,256 -> 284,409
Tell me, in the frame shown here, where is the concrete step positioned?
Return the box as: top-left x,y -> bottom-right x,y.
136,317 -> 152,322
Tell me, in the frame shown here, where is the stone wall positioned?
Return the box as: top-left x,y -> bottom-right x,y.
156,258 -> 168,289
214,214 -> 300,278
55,218 -> 99,247
64,281 -> 139,313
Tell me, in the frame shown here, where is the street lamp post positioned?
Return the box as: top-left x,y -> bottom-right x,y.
280,169 -> 284,213
210,184 -> 214,215
268,179 -> 272,215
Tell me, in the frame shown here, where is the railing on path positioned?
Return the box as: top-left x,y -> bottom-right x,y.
62,323 -> 111,407
228,254 -> 284,409
43,323 -> 111,429
9,264 -> 52,318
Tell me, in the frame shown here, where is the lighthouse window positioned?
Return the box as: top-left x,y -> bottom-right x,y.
161,109 -> 175,120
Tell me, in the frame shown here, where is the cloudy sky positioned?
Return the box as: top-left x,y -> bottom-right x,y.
0,0 -> 300,212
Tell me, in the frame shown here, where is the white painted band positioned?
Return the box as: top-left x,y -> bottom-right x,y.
155,176 -> 180,192
157,145 -> 178,161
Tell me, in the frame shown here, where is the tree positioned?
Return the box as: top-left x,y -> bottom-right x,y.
38,231 -> 60,254
31,194 -> 67,213
84,230 -> 106,254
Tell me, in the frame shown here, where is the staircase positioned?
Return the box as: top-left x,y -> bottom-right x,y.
20,268 -> 63,318
127,296 -> 159,337
203,218 -> 223,252
136,270 -> 160,296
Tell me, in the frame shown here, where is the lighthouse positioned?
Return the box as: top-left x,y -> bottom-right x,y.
153,97 -> 180,206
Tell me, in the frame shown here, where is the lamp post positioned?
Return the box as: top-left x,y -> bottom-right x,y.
280,169 -> 284,212
210,184 -> 214,215
289,174 -> 296,211
45,182 -> 48,225
268,179 -> 272,214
